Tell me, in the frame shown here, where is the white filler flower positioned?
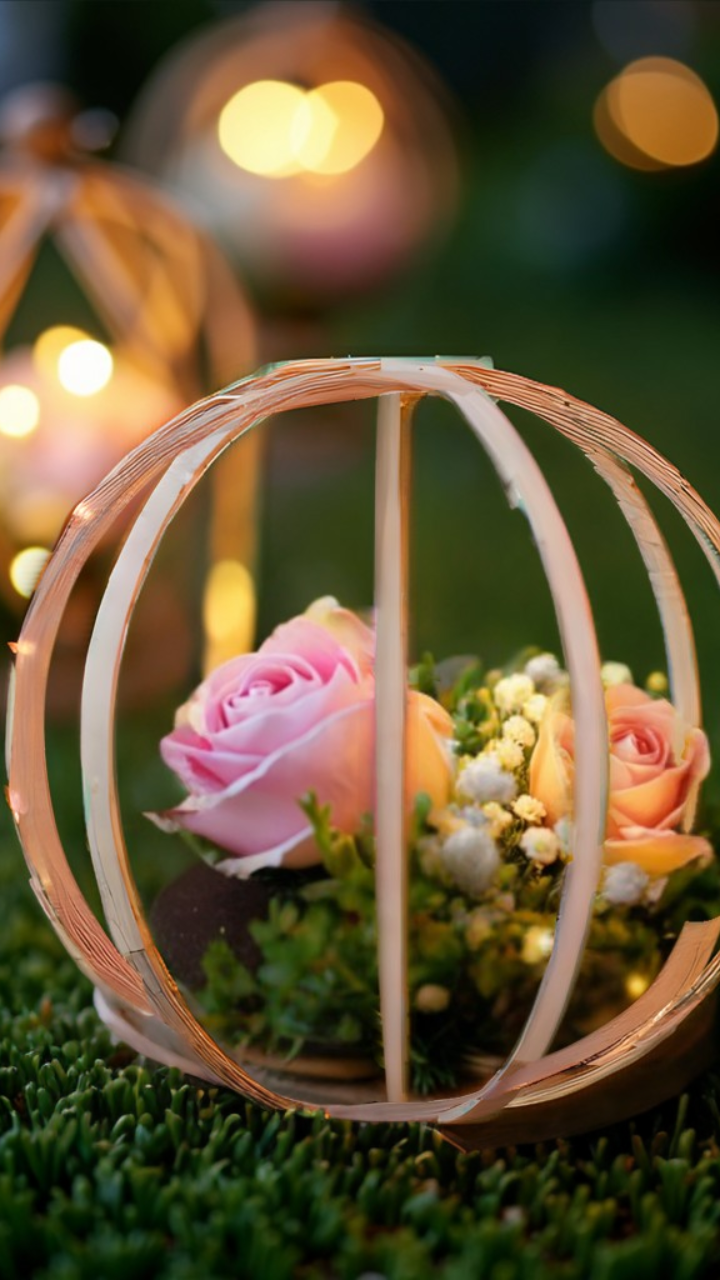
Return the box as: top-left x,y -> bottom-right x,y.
457,754 -> 517,805
519,827 -> 561,866
441,826 -> 500,897
524,653 -> 563,690
602,862 -> 649,906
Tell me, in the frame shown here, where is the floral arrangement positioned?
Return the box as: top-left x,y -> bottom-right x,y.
152,599 -> 719,1093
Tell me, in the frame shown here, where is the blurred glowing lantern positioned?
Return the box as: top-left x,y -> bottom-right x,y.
123,3 -> 459,302
595,57 -> 719,170
0,83 -> 259,691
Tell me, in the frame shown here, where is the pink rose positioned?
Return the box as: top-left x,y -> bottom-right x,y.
154,598 -> 453,875
529,683 -> 712,874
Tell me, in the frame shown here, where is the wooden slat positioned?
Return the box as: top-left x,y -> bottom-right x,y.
374,392 -> 413,1102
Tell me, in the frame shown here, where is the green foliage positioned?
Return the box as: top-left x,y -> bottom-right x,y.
409,651 -> 440,699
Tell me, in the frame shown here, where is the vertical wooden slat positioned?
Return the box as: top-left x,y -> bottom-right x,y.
374,392 -> 413,1102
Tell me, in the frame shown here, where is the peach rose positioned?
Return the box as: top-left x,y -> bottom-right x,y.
153,598 -> 453,876
529,683 -> 711,874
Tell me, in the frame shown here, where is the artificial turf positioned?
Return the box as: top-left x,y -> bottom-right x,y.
2,819 -> 720,1280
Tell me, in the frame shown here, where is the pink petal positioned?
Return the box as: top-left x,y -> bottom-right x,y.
160,665 -> 372,792
260,617 -> 361,682
157,698 -> 376,859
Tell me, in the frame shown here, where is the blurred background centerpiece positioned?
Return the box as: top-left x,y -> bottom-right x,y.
122,1 -> 459,307
0,80 -> 258,706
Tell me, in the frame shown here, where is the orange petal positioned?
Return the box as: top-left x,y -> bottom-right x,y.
604,832 -> 712,875
607,762 -> 689,831
604,683 -> 654,712
406,691 -> 454,811
529,709 -> 573,826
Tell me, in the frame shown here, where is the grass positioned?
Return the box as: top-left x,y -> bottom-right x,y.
3,799 -> 720,1280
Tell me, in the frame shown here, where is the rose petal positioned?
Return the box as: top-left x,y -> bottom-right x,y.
208,666 -> 370,761
203,653 -> 322,732
529,705 -> 574,826
607,760 -> 690,833
154,698 -> 376,858
214,828 -> 319,877
303,598 -> 375,675
604,832 -> 712,874
407,690 -> 454,811
604,683 -> 659,713
610,726 -> 669,768
161,728 -> 263,793
260,617 -> 361,682
155,678 -> 453,864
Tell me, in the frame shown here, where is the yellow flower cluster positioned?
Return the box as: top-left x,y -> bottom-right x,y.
430,656 -> 571,895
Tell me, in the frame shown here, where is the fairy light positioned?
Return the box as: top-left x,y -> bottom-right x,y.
33,325 -> 88,379
0,384 -> 40,438
521,926 -> 555,966
625,972 -> 650,1000
218,79 -> 384,178
57,339 -> 114,396
9,546 -> 51,598
595,57 -> 719,170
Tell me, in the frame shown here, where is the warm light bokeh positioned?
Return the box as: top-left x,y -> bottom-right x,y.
33,325 -> 88,379
57,338 -> 114,396
296,82 -> 385,175
218,80 -> 307,177
0,383 -> 40,438
0,345 -> 183,549
625,972 -> 651,1000
218,78 -> 384,179
9,545 -> 51,598
203,558 -> 256,669
596,57 -> 719,170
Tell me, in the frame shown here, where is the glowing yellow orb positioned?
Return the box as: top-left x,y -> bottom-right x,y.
295,82 -> 385,175
57,340 -> 114,397
33,326 -> 89,380
218,79 -> 384,178
0,384 -> 40,438
597,57 -> 718,169
521,926 -> 555,966
218,80 -> 306,177
625,972 -> 651,1000
9,546 -> 51,598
